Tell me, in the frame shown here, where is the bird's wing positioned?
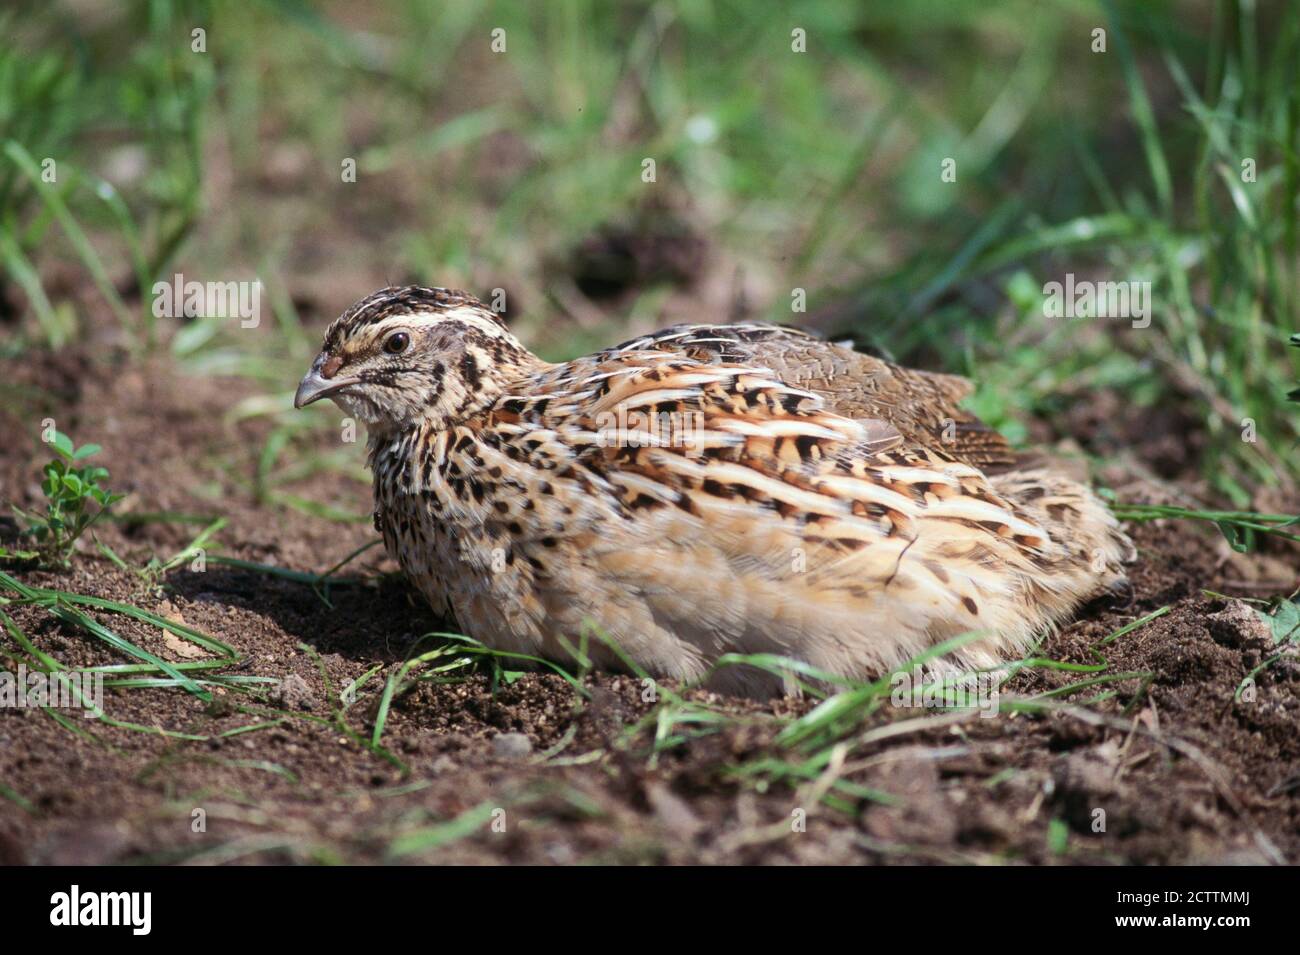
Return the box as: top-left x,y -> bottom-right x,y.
514,351 -> 1043,551
480,352 -> 1126,692
605,323 -> 1017,472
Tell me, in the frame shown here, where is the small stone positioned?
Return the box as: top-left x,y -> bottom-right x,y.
492,732 -> 533,760
429,755 -> 457,775
544,842 -> 575,864
268,673 -> 315,711
646,781 -> 705,839
1205,600 -> 1273,648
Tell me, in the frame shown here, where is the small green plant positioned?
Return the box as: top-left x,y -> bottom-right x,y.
1,431 -> 123,567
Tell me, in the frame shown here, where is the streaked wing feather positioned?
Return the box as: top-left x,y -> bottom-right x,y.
607,323 -> 1018,471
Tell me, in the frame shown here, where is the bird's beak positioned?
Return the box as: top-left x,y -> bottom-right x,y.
294,354 -> 359,408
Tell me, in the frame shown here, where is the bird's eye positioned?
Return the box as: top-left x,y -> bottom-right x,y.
383,332 -> 410,355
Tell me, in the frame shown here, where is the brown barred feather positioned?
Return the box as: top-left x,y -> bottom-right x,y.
299,288 -> 1134,697
609,323 -> 1019,471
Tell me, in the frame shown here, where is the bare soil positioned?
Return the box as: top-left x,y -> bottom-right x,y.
1,345 -> 1298,865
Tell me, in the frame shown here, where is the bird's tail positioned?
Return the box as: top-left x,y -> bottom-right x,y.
991,468 -> 1136,622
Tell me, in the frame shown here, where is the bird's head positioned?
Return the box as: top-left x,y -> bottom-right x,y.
294,286 -> 541,433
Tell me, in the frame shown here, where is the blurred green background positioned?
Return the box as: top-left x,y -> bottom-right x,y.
1,0 -> 1296,504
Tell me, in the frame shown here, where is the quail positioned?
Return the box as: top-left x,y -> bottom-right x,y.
295,286 -> 1133,696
